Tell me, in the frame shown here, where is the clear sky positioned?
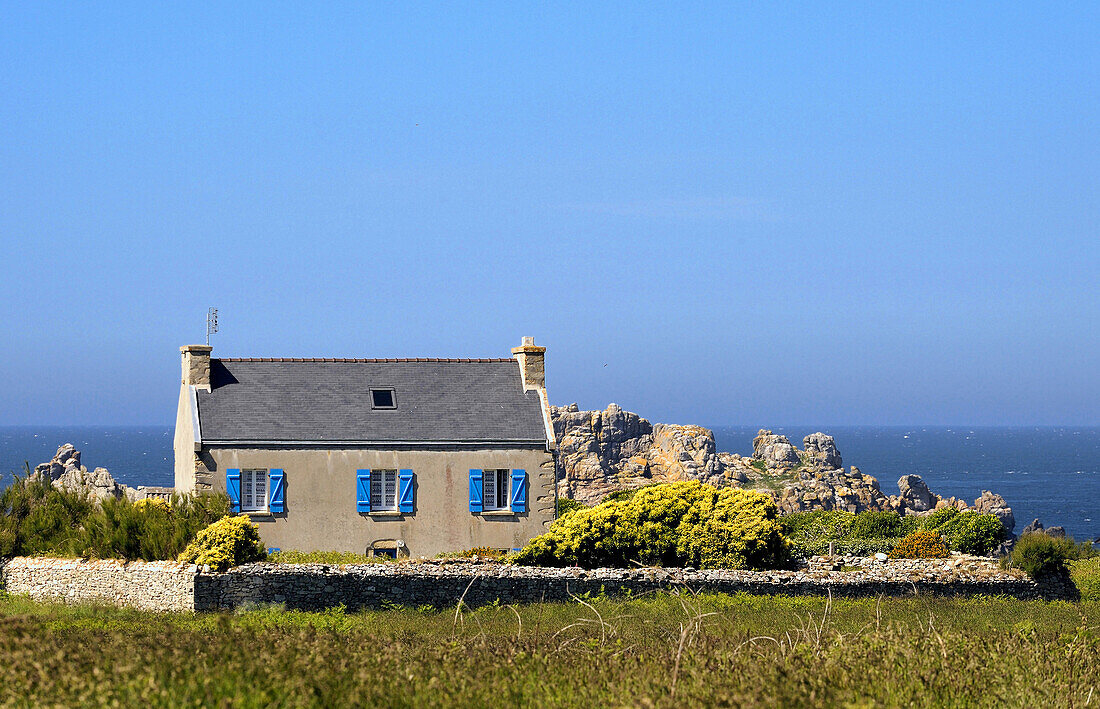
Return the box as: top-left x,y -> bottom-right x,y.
1,3 -> 1097,427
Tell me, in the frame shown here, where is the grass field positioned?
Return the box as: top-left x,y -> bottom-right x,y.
0,592 -> 1098,707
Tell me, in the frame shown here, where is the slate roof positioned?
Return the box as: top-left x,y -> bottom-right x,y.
195,358 -> 548,445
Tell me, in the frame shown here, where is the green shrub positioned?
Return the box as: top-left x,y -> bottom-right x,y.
779,510 -> 911,557
921,506 -> 961,529
850,510 -> 906,539
1010,532 -> 1077,579
1069,557 -> 1100,601
178,515 -> 267,571
932,510 -> 1006,556
0,474 -> 94,557
79,492 -> 230,561
889,530 -> 949,559
0,472 -> 231,562
514,481 -> 790,570
556,497 -> 587,518
778,507 -> 1005,559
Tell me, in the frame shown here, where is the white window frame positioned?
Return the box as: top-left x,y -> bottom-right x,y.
240,468 -> 269,513
370,469 -> 399,512
482,469 -> 511,512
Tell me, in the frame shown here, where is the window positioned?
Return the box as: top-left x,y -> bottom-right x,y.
370,388 -> 396,409
482,469 -> 511,511
370,469 -> 398,511
240,469 -> 269,512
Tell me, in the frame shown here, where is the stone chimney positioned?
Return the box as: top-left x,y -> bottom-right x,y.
511,336 -> 546,391
180,345 -> 213,390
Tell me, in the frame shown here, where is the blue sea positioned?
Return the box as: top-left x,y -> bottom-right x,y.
1,425 -> 1097,541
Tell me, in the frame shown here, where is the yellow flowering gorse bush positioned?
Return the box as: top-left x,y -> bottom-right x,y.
178,515 -> 267,571
888,529 -> 949,559
132,497 -> 171,514
514,481 -> 790,570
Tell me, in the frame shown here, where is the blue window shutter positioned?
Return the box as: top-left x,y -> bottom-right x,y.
226,469 -> 241,513
269,469 -> 285,513
511,469 -> 527,513
398,469 -> 414,513
469,469 -> 483,513
356,469 -> 371,513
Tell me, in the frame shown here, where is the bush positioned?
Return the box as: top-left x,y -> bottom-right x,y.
889,530 -> 949,559
0,474 -> 94,557
0,473 -> 231,562
1069,557 -> 1100,601
921,506 -> 961,530
779,510 -> 915,557
514,481 -> 790,570
556,497 -> 587,518
676,487 -> 790,570
79,492 -> 230,561
778,508 -> 1005,558
1010,532 -> 1078,579
178,516 -> 267,571
932,510 -> 1006,556
850,510 -> 907,539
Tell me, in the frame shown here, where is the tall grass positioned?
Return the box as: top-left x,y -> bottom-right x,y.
0,593 -> 1096,706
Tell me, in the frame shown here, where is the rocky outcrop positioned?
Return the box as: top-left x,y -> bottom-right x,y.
802,433 -> 842,469
777,466 -> 892,514
552,404 -> 723,503
32,444 -> 136,501
897,475 -> 936,512
973,490 -> 1016,535
751,430 -> 801,467
552,405 -> 1015,526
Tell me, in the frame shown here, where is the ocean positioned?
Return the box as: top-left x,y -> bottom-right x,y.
2,425 -> 1097,542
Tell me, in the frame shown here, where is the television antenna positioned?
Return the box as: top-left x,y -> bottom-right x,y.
206,307 -> 219,346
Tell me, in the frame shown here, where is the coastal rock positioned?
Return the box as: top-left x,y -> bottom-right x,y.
802,433 -> 842,469
897,475 -> 935,512
551,404 -> 723,504
551,405 -> 1016,529
777,467 -> 891,514
1046,526 -> 1066,539
33,444 -> 132,501
751,430 -> 801,467
973,490 -> 1016,535
1022,519 -> 1044,536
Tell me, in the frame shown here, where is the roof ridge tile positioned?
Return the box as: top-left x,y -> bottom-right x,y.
215,357 -> 515,363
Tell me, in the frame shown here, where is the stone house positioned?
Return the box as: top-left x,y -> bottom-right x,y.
173,338 -> 557,558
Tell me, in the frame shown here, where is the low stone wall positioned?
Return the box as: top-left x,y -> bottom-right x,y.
0,557 -> 197,612
196,556 -> 1075,611
1,556 -> 1077,612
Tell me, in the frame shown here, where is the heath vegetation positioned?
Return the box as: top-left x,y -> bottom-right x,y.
0,591 -> 1096,707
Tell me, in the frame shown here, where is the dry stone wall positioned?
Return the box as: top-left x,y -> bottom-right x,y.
1,557 -> 1075,612
0,557 -> 197,612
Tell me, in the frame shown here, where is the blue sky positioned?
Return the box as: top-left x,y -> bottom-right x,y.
1,3 -> 1097,426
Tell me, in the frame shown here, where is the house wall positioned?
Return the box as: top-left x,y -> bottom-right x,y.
202,446 -> 556,557
173,385 -> 195,492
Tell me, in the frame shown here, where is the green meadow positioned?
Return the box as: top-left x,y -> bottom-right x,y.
0,592 -> 1097,708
